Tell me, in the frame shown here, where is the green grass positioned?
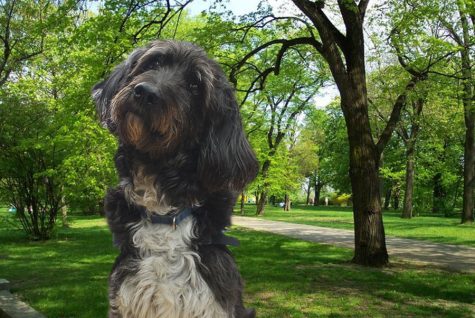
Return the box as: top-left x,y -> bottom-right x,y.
236,205 -> 475,247
1,214 -> 475,317
0,214 -> 112,317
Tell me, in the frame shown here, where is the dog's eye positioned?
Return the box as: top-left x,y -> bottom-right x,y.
153,60 -> 162,69
189,83 -> 199,95
143,58 -> 163,71
144,61 -> 161,70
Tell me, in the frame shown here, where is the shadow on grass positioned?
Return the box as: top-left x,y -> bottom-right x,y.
1,216 -> 474,318
231,228 -> 475,318
0,222 -> 114,317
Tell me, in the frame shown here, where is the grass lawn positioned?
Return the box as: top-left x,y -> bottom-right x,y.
1,213 -> 474,317
236,205 -> 475,247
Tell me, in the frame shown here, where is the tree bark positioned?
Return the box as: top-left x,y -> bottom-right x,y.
402,141 -> 415,218
393,186 -> 400,210
256,192 -> 267,216
256,159 -> 271,215
60,186 -> 69,227
459,9 -> 475,224
304,0 -> 389,266
401,98 -> 423,219
61,205 -> 69,228
263,0 -> 390,266
306,176 -> 312,205
342,92 -> 389,267
284,193 -> 290,211
462,116 -> 475,223
383,187 -> 392,210
313,174 -> 323,206
432,173 -> 447,214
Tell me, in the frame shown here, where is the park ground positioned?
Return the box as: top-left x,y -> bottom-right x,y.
238,205 -> 475,247
0,206 -> 474,318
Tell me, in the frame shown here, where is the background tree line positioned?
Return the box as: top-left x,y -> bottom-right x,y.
0,0 -> 473,267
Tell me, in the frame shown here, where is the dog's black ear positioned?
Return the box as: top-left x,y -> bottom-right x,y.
91,63 -> 129,132
92,48 -> 146,131
91,80 -> 105,118
198,74 -> 259,192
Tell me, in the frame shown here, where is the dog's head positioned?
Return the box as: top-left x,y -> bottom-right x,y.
92,40 -> 258,192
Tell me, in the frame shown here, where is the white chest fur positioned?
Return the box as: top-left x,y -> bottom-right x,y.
115,169 -> 229,318
118,176 -> 229,317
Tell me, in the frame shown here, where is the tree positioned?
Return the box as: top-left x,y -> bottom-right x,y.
292,114 -> 322,205
0,0 -> 51,86
0,0 -> 194,238
252,50 -> 325,215
447,1 -> 475,224
386,0 -> 474,223
369,0 -> 453,218
0,0 -> 79,238
369,64 -> 464,217
230,0 -> 398,266
417,78 -> 464,215
0,77 -> 66,239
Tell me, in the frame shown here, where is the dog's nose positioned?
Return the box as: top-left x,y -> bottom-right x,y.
134,83 -> 159,103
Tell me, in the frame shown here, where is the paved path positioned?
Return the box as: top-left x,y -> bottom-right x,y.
233,216 -> 475,273
0,279 -> 45,318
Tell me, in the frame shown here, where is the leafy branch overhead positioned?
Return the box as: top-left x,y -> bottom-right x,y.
0,0 -> 473,249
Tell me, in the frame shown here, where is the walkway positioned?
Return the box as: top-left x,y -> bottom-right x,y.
232,216 -> 475,273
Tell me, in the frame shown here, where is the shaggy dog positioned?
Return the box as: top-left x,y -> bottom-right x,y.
92,40 -> 258,318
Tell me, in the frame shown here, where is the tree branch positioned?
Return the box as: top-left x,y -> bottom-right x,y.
292,0 -> 347,50
230,37 -> 320,86
234,15 -> 317,41
376,76 -> 421,155
338,0 -> 360,34
358,0 -> 370,19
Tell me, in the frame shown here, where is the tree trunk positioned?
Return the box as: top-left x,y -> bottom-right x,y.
452,176 -> 463,213
402,141 -> 415,218
61,188 -> 69,227
401,97 -> 424,219
256,192 -> 267,216
314,177 -> 322,206
256,159 -> 271,215
459,12 -> 475,223
284,193 -> 290,211
61,205 -> 69,228
306,176 -> 312,205
432,173 -> 447,214
240,191 -> 245,216
269,195 -> 276,206
462,116 -> 474,223
289,0 -> 388,267
393,186 -> 400,210
342,93 -> 388,267
383,186 -> 392,210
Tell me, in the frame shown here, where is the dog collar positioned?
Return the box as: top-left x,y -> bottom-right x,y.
138,206 -> 240,246
141,207 -> 193,230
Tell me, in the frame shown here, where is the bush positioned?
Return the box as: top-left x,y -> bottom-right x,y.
333,193 -> 352,207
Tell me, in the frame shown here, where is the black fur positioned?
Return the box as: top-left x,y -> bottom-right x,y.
93,40 -> 258,317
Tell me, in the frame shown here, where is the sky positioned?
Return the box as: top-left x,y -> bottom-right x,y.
187,0 -> 261,16
186,0 -> 295,16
